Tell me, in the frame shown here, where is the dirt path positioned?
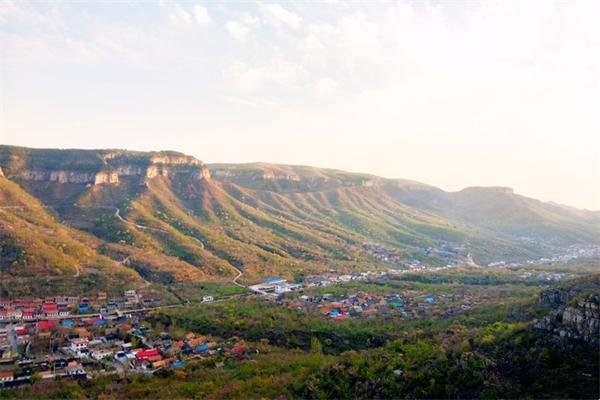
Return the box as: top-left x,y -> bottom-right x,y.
114,207 -> 168,233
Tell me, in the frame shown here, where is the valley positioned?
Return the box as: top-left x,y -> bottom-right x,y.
1,146 -> 598,297
0,145 -> 598,398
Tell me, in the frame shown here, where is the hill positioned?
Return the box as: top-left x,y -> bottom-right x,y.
0,146 -> 598,295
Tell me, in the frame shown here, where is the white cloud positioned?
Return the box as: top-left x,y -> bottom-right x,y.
260,4 -> 302,29
192,5 -> 211,25
240,12 -> 260,28
169,4 -> 192,25
314,78 -> 339,96
2,1 -> 600,208
226,59 -> 305,92
225,20 -> 249,41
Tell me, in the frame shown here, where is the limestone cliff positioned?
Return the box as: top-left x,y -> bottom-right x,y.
0,146 -> 210,187
534,283 -> 600,347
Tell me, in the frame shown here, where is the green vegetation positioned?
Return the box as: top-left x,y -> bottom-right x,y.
1,146 -> 599,295
2,276 -> 597,399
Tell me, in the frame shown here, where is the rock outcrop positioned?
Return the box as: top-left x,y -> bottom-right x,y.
534,285 -> 600,347
0,148 -> 210,187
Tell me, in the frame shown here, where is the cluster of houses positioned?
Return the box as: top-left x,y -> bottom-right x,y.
279,289 -> 480,321
0,290 -> 162,323
363,242 -> 406,264
488,244 -> 600,269
363,241 -> 467,266
0,306 -> 257,388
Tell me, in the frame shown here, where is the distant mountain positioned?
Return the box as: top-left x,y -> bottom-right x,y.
0,146 -> 598,295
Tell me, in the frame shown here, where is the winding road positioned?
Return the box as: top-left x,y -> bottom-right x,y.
114,207 -> 245,288
0,203 -> 246,289
114,207 -> 168,233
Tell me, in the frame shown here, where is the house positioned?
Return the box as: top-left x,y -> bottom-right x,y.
89,318 -> 108,327
20,310 -> 34,320
136,348 -> 160,359
196,343 -> 209,353
146,354 -> 162,363
38,320 -> 56,331
69,338 -> 89,352
7,309 -> 22,320
0,370 -> 14,383
74,327 -> 91,339
231,342 -> 246,356
202,296 -> 214,303
61,320 -> 74,328
263,277 -> 286,285
14,326 -> 27,335
42,303 -> 59,318
65,296 -> 80,306
91,350 -> 113,360
188,336 -> 207,347
57,302 -> 70,317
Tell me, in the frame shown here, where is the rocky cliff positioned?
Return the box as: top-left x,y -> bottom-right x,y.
0,146 -> 210,187
534,282 -> 600,347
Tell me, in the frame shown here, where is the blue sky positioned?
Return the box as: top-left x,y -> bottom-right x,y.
1,1 -> 599,209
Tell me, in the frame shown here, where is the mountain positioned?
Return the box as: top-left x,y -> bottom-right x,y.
0,146 -> 598,295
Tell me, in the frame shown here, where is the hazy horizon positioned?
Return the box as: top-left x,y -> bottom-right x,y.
1,1 -> 599,209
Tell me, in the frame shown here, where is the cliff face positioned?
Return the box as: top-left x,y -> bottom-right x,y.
534,284 -> 600,347
0,146 -> 210,187
209,163 -> 384,192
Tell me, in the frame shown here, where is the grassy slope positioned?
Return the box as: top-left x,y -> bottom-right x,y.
0,176 -> 142,296
0,149 -> 598,294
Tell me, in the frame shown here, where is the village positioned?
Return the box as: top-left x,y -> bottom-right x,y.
0,289 -> 253,388
1,247 -> 595,389
248,272 -> 479,322
0,311 -> 255,388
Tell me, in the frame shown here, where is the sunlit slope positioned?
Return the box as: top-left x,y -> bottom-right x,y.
385,184 -> 600,245
210,163 -> 599,258
0,176 -> 142,296
1,146 -> 597,293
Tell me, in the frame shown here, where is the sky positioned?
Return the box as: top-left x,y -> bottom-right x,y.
0,1 -> 599,210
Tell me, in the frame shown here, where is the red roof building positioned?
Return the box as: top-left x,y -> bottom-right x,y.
136,348 -> 160,359
42,303 -> 58,314
38,320 -> 56,330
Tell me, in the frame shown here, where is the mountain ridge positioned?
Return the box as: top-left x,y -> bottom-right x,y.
1,145 -> 598,296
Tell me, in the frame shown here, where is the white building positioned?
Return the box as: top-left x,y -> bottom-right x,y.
70,338 -> 89,352
91,349 -> 113,360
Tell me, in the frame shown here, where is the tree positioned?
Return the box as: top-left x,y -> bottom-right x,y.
310,337 -> 323,354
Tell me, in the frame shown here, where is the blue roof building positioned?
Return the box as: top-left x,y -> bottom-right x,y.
196,343 -> 209,353
264,277 -> 286,284
78,304 -> 90,313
